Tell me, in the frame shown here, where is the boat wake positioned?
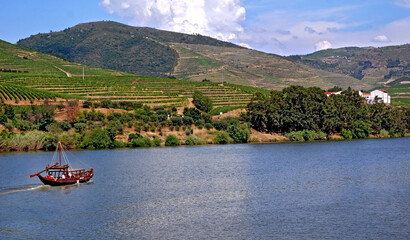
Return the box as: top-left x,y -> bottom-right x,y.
0,184 -> 49,196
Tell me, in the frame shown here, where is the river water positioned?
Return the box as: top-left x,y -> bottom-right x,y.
0,138 -> 409,239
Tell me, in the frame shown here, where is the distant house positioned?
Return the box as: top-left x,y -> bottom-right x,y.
359,92 -> 371,102
324,89 -> 391,105
371,89 -> 390,104
324,91 -> 342,96
359,89 -> 390,104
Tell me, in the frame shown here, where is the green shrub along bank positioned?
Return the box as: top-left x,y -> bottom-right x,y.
185,136 -> 205,146
165,135 -> 180,146
285,130 -> 327,142
0,85 -> 409,152
0,100 -> 253,151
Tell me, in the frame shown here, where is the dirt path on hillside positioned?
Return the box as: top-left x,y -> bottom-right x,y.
55,66 -> 72,77
171,45 -> 184,74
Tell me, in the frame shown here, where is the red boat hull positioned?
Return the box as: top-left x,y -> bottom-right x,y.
37,170 -> 94,186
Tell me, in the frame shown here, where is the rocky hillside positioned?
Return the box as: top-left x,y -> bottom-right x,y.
289,45 -> 410,87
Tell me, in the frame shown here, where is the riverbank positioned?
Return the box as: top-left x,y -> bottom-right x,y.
1,123 -> 409,153
1,86 -> 409,152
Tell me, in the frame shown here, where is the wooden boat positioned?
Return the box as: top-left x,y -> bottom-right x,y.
30,142 -> 94,186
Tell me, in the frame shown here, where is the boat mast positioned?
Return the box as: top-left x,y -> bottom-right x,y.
58,141 -> 61,166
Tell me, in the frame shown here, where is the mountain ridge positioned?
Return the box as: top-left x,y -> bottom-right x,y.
17,21 -> 408,90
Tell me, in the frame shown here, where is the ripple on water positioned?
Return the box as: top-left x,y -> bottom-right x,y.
0,138 -> 409,239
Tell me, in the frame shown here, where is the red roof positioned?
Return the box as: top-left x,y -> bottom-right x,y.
377,89 -> 388,93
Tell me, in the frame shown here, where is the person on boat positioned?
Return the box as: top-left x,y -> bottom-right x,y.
61,173 -> 66,180
68,172 -> 72,178
46,172 -> 55,180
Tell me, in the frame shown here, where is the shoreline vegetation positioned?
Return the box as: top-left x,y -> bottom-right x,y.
1,86 -> 409,153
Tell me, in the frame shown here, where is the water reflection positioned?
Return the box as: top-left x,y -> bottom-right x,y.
102,145 -> 256,239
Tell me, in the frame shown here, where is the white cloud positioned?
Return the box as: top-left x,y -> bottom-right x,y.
236,6 -> 410,55
396,0 -> 410,8
315,40 -> 332,51
100,0 -> 246,42
372,35 -> 391,42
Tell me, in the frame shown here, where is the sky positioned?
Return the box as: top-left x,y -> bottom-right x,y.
0,0 -> 409,55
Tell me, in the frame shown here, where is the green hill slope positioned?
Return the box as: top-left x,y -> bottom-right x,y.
0,39 -> 124,77
17,21 -> 371,90
17,21 -> 240,77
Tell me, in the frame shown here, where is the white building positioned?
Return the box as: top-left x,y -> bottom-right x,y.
359,89 -> 390,104
371,89 -> 390,104
324,91 -> 342,97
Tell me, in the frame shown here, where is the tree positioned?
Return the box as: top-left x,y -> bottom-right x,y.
192,90 -> 213,113
66,100 -> 79,123
5,105 -> 15,120
228,124 -> 251,143
341,129 -> 353,140
247,86 -> 327,133
80,128 -> 112,149
165,135 -> 180,146
74,123 -> 87,133
182,116 -> 193,125
59,121 -> 72,131
0,114 -> 7,125
213,120 -> 228,131
327,86 -> 342,92
214,131 -> 233,144
352,120 -> 371,139
183,107 -> 202,121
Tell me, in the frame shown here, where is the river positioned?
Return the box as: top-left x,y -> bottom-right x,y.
1,138 -> 409,239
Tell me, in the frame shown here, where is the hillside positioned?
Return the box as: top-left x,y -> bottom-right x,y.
170,43 -> 369,90
0,39 -> 122,77
18,21 -> 370,90
289,45 -> 410,87
1,38 -> 409,152
0,39 -> 267,109
17,21 -> 240,77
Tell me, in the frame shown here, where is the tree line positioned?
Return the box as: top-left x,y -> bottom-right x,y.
0,92 -> 249,151
246,86 -> 409,139
0,85 -> 408,151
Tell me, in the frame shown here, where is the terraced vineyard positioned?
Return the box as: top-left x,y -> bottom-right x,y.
0,40 -> 124,77
387,83 -> 410,107
0,39 -> 270,109
0,74 -> 264,107
0,83 -> 68,102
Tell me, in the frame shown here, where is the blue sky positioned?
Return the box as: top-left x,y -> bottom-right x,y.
1,0 -> 409,55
